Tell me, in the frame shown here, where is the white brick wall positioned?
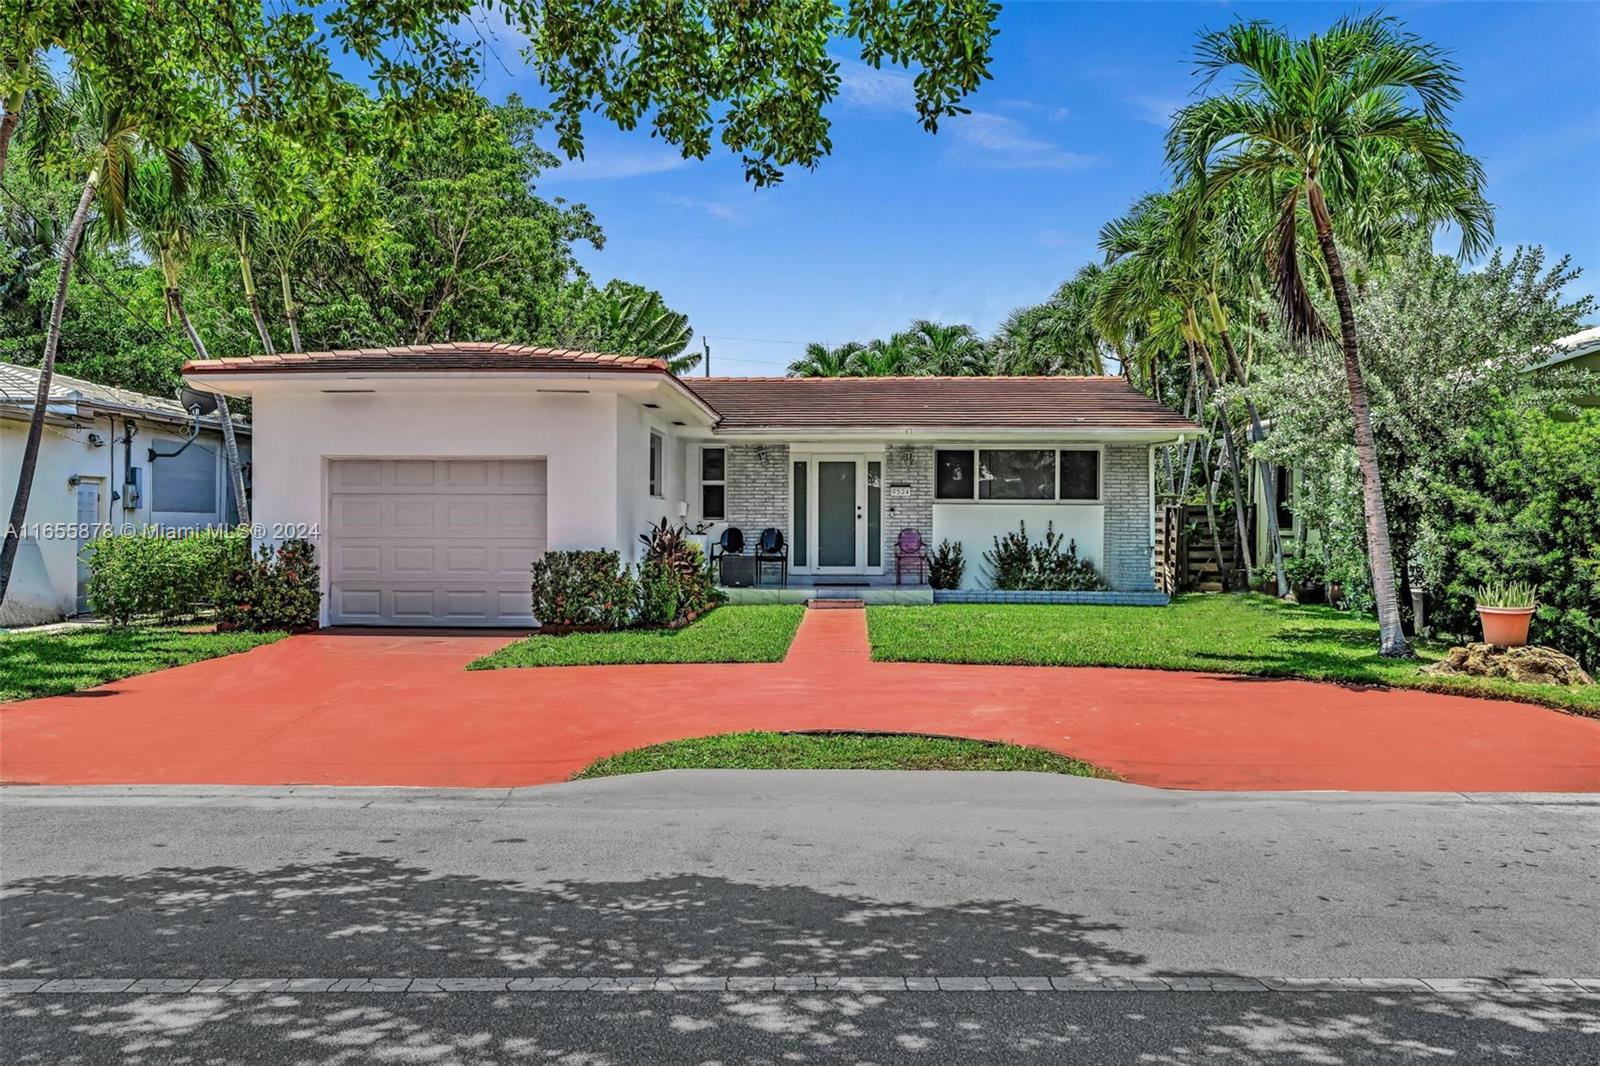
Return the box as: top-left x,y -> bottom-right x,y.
1101,443 -> 1154,591
725,444 -> 790,546
882,445 -> 934,563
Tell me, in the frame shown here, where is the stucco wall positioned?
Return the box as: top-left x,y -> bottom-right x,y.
0,413 -> 245,625
616,395 -> 691,559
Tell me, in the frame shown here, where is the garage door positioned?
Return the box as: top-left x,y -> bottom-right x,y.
327,459 -> 546,626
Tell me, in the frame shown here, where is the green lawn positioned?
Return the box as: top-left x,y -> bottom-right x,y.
574,730 -> 1113,779
468,605 -> 805,670
0,626 -> 286,702
868,594 -> 1600,718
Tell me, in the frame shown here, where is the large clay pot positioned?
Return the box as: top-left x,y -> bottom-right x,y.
1477,606 -> 1534,647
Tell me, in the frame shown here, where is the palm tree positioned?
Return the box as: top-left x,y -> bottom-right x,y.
1168,14 -> 1493,656
848,335 -> 915,377
205,167 -> 275,355
0,76 -> 214,602
787,340 -> 858,377
121,151 -> 249,524
577,285 -> 697,371
990,265 -> 1109,376
901,320 -> 986,375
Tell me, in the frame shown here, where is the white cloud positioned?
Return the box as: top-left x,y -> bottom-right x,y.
945,112 -> 1097,171
540,145 -> 690,182
661,195 -> 747,223
1128,94 -> 1184,128
836,59 -> 917,115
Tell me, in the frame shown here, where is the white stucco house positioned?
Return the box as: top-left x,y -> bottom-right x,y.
183,342 -> 1199,627
0,362 -> 250,625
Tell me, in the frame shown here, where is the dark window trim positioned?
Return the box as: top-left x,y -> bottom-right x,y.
700,445 -> 727,520
934,446 -> 1103,505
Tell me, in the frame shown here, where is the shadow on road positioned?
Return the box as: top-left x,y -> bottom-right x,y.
3,854 -> 1595,1063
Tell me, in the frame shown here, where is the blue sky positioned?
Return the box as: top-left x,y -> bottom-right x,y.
468,2 -> 1600,375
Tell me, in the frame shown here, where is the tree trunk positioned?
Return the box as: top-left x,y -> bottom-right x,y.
1213,311 -> 1287,596
170,289 -> 251,526
279,264 -> 302,352
1191,335 -> 1255,579
1307,177 -> 1409,657
0,89 -> 22,183
237,247 -> 275,356
0,174 -> 95,604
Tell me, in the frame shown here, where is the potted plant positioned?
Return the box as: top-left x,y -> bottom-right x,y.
1475,580 -> 1537,647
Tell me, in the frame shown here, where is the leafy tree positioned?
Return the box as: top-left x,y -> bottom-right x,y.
1169,14 -> 1494,656
567,281 -> 697,372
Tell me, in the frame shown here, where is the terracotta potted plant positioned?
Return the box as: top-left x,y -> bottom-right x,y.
1475,580 -> 1537,647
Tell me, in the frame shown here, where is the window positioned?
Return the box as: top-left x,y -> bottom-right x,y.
152,443 -> 217,514
935,450 -> 975,500
1058,449 -> 1099,501
979,449 -> 1055,500
934,447 -> 1101,503
791,461 -> 808,567
700,447 -> 726,520
648,431 -> 664,497
1275,465 -> 1294,530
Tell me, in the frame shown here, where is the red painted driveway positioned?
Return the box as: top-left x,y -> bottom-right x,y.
3,610 -> 1598,792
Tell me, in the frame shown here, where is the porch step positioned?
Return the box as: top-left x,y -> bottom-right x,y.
807,598 -> 865,610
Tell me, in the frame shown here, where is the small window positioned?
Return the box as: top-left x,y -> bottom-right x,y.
700,447 -> 726,519
1275,465 -> 1294,530
935,450 -> 975,500
648,431 -> 664,497
979,449 -> 1055,500
1058,449 -> 1099,501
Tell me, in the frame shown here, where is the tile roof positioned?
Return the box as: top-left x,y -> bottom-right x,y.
683,375 -> 1199,431
0,360 -> 245,428
181,342 -> 669,376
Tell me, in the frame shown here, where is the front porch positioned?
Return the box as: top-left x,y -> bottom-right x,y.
719,572 -> 934,606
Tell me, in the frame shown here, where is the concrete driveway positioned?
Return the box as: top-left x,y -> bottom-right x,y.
2,610 -> 1598,791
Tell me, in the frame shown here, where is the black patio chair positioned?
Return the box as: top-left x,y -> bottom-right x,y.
753,526 -> 788,588
712,526 -> 753,586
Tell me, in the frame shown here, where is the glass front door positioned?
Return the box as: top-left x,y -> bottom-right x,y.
816,460 -> 859,569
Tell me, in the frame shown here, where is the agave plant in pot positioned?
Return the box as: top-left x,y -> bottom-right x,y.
1474,581 -> 1537,647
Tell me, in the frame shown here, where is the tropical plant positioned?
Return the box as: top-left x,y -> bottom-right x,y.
573,282 -> 696,370
788,340 -> 859,377
900,319 -> 986,375
0,75 -> 221,602
1168,14 -> 1494,655
1474,581 -> 1536,610
982,521 -> 1106,592
530,550 -> 637,629
990,264 -> 1108,376
217,538 -> 322,631
849,336 -> 915,377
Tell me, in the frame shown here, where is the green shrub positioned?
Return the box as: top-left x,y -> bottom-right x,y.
531,550 -> 636,629
216,538 -> 322,632
638,558 -> 682,626
928,539 -> 965,589
84,529 -> 249,625
982,521 -> 1106,591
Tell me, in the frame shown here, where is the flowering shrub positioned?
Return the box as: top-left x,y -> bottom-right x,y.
85,529 -> 249,625
217,539 -> 322,632
983,521 -> 1106,591
531,550 -> 637,629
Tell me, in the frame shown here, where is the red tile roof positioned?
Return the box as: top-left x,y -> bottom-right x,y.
683,375 -> 1198,431
182,342 -> 670,376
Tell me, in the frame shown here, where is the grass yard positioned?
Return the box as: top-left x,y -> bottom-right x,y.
868,594 -> 1600,719
0,626 -> 285,702
468,604 -> 805,670
573,730 -> 1113,779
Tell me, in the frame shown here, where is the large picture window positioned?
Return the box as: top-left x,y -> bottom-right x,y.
935,448 -> 1101,503
700,447 -> 726,520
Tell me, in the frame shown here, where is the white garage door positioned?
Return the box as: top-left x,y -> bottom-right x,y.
327,459 -> 546,626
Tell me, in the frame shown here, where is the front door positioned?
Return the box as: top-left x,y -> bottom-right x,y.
815,459 -> 861,572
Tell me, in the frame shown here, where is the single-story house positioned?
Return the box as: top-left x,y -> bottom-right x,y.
1533,325 -> 1600,408
183,343 -> 1200,627
0,362 -> 251,626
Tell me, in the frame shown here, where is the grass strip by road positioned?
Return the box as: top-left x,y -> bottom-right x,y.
867,594 -> 1600,719
468,605 -> 805,670
573,730 -> 1114,779
0,627 -> 285,702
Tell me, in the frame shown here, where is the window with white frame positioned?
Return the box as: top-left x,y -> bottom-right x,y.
700,446 -> 726,520
934,448 -> 1100,502
648,431 -> 664,498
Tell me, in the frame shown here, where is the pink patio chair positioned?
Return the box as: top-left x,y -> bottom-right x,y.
895,528 -> 929,586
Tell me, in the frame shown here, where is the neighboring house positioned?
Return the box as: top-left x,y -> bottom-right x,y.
0,362 -> 251,626
183,343 -> 1199,627
1532,325 -> 1600,407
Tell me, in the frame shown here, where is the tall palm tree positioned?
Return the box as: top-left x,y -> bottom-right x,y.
990,265 -> 1108,377
204,166 -> 276,355
578,285 -> 697,371
1,76 -> 213,602
1168,14 -> 1492,656
901,320 -> 986,376
787,340 -> 858,377
849,335 -> 915,377
121,151 -> 249,524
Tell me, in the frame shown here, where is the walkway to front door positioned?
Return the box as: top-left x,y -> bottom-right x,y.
4,611 -> 1598,792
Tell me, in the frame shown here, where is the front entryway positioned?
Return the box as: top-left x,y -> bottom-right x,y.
326,459 -> 546,626
792,452 -> 882,578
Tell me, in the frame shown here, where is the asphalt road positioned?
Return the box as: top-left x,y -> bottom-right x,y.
2,772 -> 1597,1064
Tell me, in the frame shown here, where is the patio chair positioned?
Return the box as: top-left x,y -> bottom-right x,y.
713,527 -> 753,587
895,527 -> 930,586
753,527 -> 788,588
